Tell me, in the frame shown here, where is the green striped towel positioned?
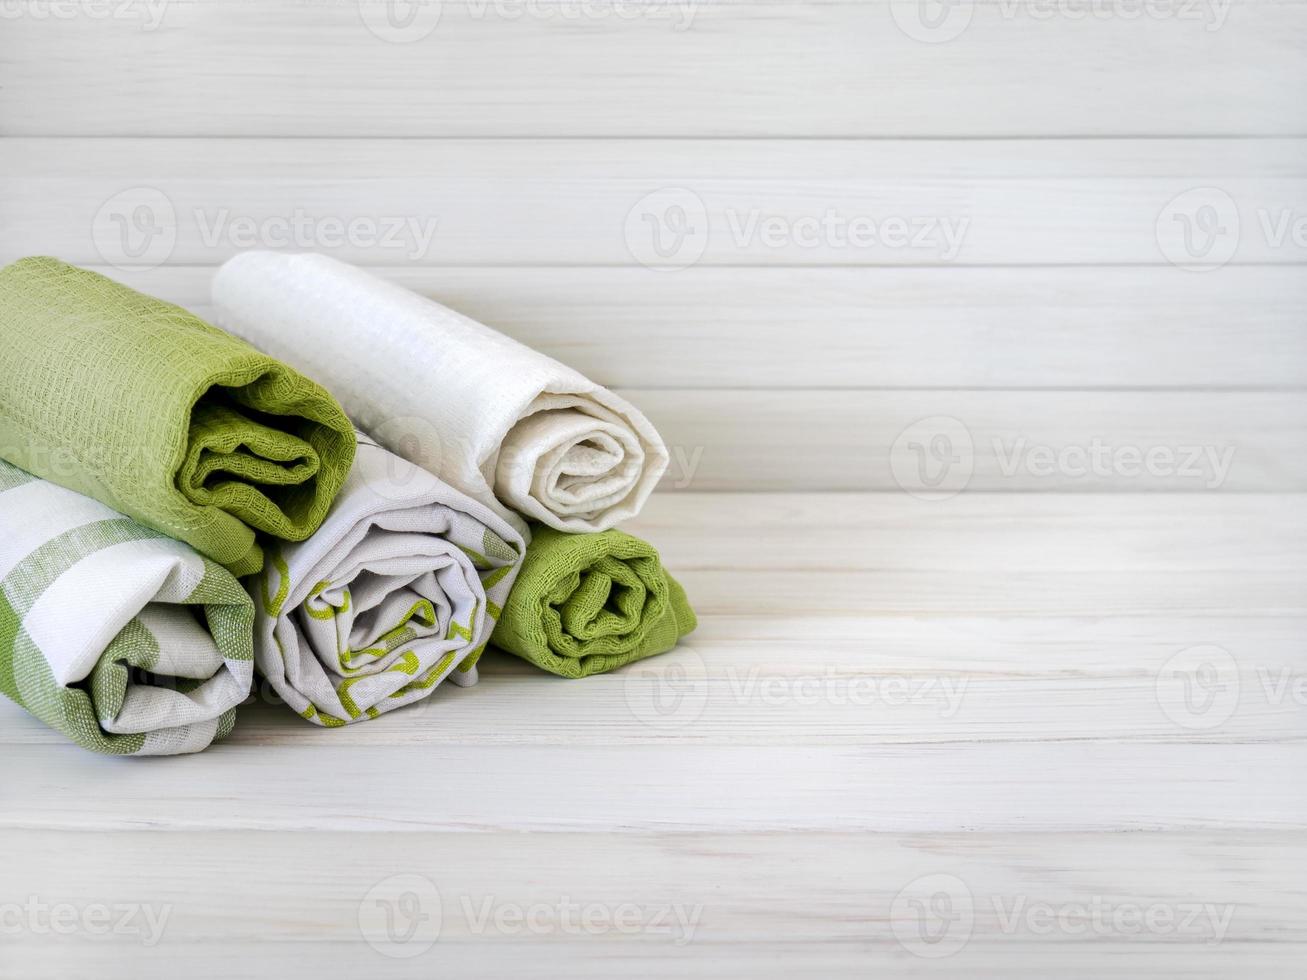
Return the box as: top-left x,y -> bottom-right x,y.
0,257 -> 356,577
0,459 -> 254,755
491,525 -> 696,677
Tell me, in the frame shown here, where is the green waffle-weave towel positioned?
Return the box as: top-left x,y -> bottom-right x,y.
0,257 -> 356,576
491,525 -> 696,677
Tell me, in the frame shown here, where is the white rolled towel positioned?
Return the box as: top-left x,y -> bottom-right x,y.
250,434 -> 525,726
212,252 -> 669,537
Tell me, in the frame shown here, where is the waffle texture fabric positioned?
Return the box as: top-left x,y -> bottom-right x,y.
0,257 -> 356,577
491,525 -> 696,677
0,459 -> 254,755
211,252 -> 668,539
250,434 -> 524,726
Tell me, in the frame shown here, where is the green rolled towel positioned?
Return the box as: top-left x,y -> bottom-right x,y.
0,257 -> 356,577
491,525 -> 696,677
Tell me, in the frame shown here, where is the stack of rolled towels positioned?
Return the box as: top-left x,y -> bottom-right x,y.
0,254 -> 696,755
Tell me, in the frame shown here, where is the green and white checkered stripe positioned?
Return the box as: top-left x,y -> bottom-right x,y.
0,459 -> 254,755
251,436 -> 524,726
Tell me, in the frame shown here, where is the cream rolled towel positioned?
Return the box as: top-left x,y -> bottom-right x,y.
250,434 -> 524,726
211,252 -> 669,538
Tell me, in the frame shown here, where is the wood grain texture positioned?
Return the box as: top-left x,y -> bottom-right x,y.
0,494 -> 1301,835
94,264 -> 1307,389
2,138 -> 1305,267
1,494 -> 1300,750
1,739 -> 1304,832
0,831 -> 1298,945
5,942 -> 1306,980
1,1 -> 1304,137
636,389 -> 1307,490
627,493 -> 1307,571
0,484 -> 1302,976
204,491 -> 1307,740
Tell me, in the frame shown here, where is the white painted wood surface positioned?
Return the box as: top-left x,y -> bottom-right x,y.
0,0 -> 1303,975
2,0 -> 1305,137
0,494 -> 1304,976
4,137 -> 1306,267
85,264 -> 1307,387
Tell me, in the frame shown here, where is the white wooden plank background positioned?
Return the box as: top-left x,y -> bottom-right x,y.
0,0 -> 1304,975
637,389 -> 1307,490
6,944 -> 1307,980
91,264 -> 1307,388
2,0 -> 1304,137
2,830 -> 1300,941
3,137 -> 1305,267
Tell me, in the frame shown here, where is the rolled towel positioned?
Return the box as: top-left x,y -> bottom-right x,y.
211,252 -> 668,538
0,257 -> 356,577
491,525 -> 696,678
0,459 -> 254,755
250,434 -> 524,726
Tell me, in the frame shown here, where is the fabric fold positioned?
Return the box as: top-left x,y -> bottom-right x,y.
0,459 -> 254,755
250,434 -> 524,726
211,252 -> 668,538
491,525 -> 696,678
0,257 -> 356,576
